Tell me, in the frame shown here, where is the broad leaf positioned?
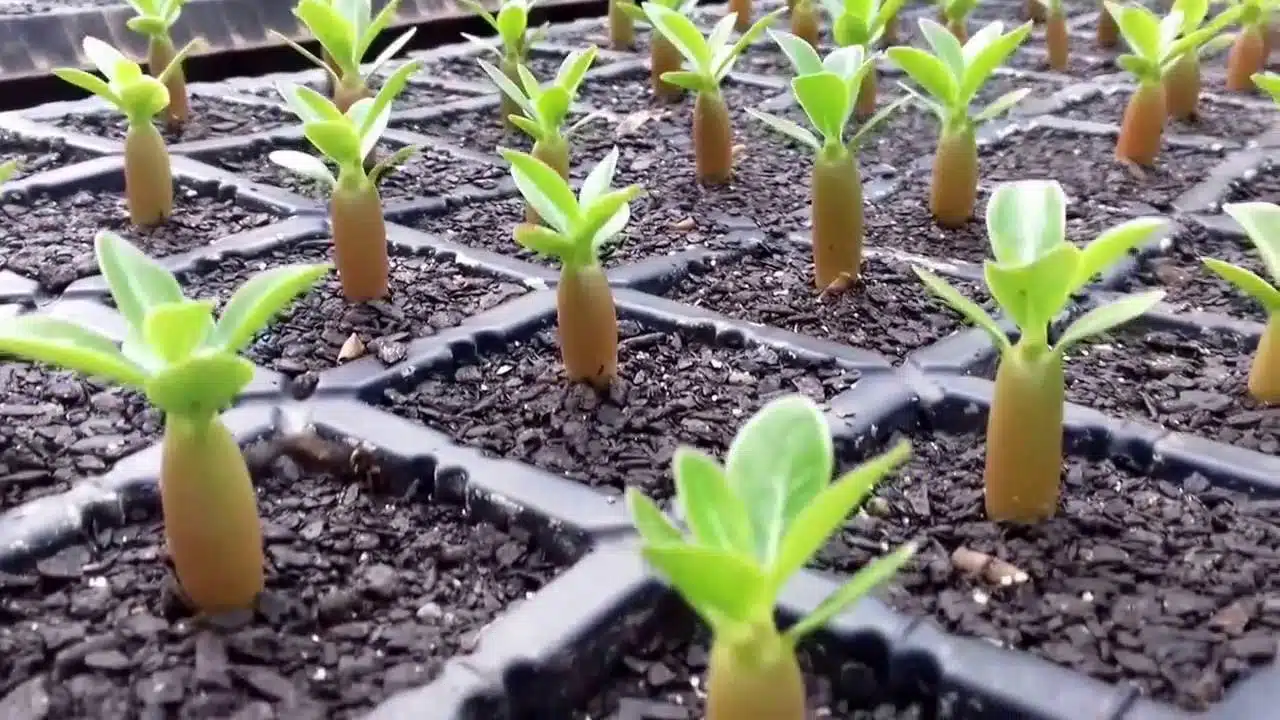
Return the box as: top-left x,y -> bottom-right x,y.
1053,291 -> 1165,356
1108,2 -> 1160,60
502,147 -> 580,234
95,231 -> 184,332
645,4 -> 712,72
1203,259 -> 1280,311
555,45 -> 597,93
366,28 -> 416,74
673,447 -> 754,554
281,83 -> 347,124
794,72 -> 852,144
304,120 -> 363,166
358,0 -> 402,59
626,488 -> 685,545
211,263 -> 331,352
1254,71 -> 1280,105
919,18 -> 965,77
83,36 -> 131,81
54,68 -> 119,105
579,146 -> 620,206
496,1 -> 530,51
712,9 -> 784,80
514,222 -> 573,257
984,244 -> 1079,345
985,180 -> 1067,267
1072,217 -> 1166,289
142,300 -> 215,364
295,0 -> 358,67
886,46 -> 957,106
0,315 -> 148,389
915,266 -> 1011,352
959,22 -> 1031,104
659,70 -> 708,93
770,28 -> 824,75
118,78 -> 169,120
642,543 -> 766,627
145,354 -> 255,418
748,108 -> 822,150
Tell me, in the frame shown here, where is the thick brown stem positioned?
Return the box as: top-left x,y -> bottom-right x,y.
882,13 -> 899,45
124,122 -> 173,227
161,416 -> 265,613
1096,3 -> 1119,49
651,35 -> 684,101
1227,25 -> 1267,92
1046,11 -> 1069,71
706,629 -> 805,720
1249,313 -> 1280,405
791,0 -> 820,47
856,67 -> 877,120
694,91 -> 734,185
331,183 -> 390,302
557,263 -> 618,389
947,17 -> 968,42
528,137 -> 570,224
148,36 -> 188,130
333,78 -> 372,114
1164,52 -> 1201,121
930,125 -> 977,228
984,347 -> 1065,523
729,0 -> 752,31
1116,81 -> 1166,166
608,0 -> 635,50
811,151 -> 864,288
1025,0 -> 1045,22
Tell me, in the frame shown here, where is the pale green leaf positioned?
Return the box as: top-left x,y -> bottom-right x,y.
972,87 -> 1029,123
295,0 -> 358,68
984,244 -> 1079,345
304,120 -> 362,165
919,18 -> 965,77
712,8 -> 783,80
886,46 -> 957,105
514,222 -> 573,257
54,68 -> 119,106
1053,291 -> 1165,356
369,144 -> 420,186
1108,2 -> 1161,60
747,108 -> 822,150
280,82 -> 346,124
555,45 -> 597,94
118,77 -> 169,120
0,160 -> 18,184
359,59 -> 419,140
849,95 -> 910,149
794,72 -> 852,144
1203,259 -> 1280,311
660,70 -> 709,93
1072,217 -> 1166,289
645,3 -> 712,71
985,180 -> 1067,267
144,354 -> 254,418
578,187 -> 639,252
674,447 -> 754,554
211,263 -> 331,352
914,266 -> 1011,352
1254,71 -> 1280,105
142,300 -> 215,364
272,149 -> 337,185
642,543 -> 767,627
496,1 -> 530,52
783,542 -> 915,643
959,22 -> 1031,105
83,36 -> 132,82
1223,201 -> 1280,284
0,315 -> 148,389
626,487 -> 685,545
501,146 -> 580,234
95,231 -> 184,333
358,0 -> 401,59
770,28 -> 824,75
579,146 -> 620,206
366,28 -> 416,75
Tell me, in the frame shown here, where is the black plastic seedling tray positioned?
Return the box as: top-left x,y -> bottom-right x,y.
1,2 -> 1279,717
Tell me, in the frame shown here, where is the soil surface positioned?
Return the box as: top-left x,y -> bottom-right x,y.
575,67 -> 784,117
0,439 -> 564,719
1225,161 -> 1280,205
415,47 -> 583,86
52,95 -> 294,145
0,364 -> 158,511
0,130 -> 97,180
1005,47 -> 1117,77
238,80 -> 474,112
176,237 -> 530,378
378,319 -> 860,502
392,104 -> 592,158
817,430 -> 1280,711
1058,90 -> 1274,140
0,184 -> 280,292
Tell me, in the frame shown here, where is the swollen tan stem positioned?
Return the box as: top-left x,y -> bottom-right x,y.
1227,24 -> 1267,92
161,415 -> 265,613
557,263 -> 618,389
651,35 -> 684,100
706,626 -> 806,720
1046,10 -> 1069,71
608,0 -> 635,50
811,150 -> 864,288
882,13 -> 899,45
331,181 -> 390,302
856,66 -> 877,120
528,136 -> 570,224
148,35 -> 188,130
124,121 -> 174,227
1096,3 -> 1118,49
1025,0 -> 1045,22
930,124 -> 977,228
1116,81 -> 1166,166
984,344 -> 1065,523
791,0 -> 820,47
333,76 -> 372,114
1249,312 -> 1280,404
694,91 -> 734,185
729,0 -> 752,31
1164,52 -> 1201,121
947,17 -> 968,42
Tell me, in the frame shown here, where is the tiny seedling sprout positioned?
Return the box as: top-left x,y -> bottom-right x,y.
270,61 -> 422,303
55,36 -> 201,227
1038,0 -> 1069,70
822,0 -> 910,117
748,36 -> 909,288
627,395 -> 915,720
0,231 -> 328,612
460,0 -> 547,123
1204,202 -> 1280,404
887,19 -> 1032,228
915,180 -> 1165,522
124,0 -> 190,128
501,146 -> 641,389
643,4 -> 784,184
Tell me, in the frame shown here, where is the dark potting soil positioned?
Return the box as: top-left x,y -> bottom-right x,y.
0,364 -> 158,511
416,47 -> 577,86
982,125 -> 1227,213
0,130 -> 97,180
1225,161 -> 1280,205
52,95 -> 293,145
392,105 -> 593,160
1062,326 -> 1277,455
575,68 -> 783,118
1058,90 -> 1275,141
378,319 -> 861,502
0,439 -> 565,719
663,241 -> 990,361
1005,47 -> 1117,77
0,0 -> 119,14
200,139 -> 506,202
239,79 -> 474,112
815,430 -> 1280,711
1119,223 -> 1270,324
175,237 -> 530,378
0,184 -> 280,293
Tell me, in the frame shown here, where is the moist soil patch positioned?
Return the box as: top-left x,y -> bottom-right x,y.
51,95 -> 293,145
1058,90 -> 1273,141
239,80 -> 474,112
378,319 -> 860,502
392,105 -> 592,161
575,68 -> 783,118
1004,47 -> 1117,77
201,139 -> 506,202
415,47 -> 578,86
0,184 -> 280,293
815,430 -> 1280,711
1224,161 -> 1280,205
0,0 -> 119,13
662,241 -> 990,361
0,364 -> 158,512
0,130 -> 97,180
174,237 -> 530,378
0,439 -> 564,719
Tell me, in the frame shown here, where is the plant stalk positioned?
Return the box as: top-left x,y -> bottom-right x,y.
331,181 -> 390,302
811,149 -> 864,288
333,76 -> 372,114
1249,312 -> 1280,405
791,0 -> 820,47
729,0 -> 752,31
984,344 -> 1065,523
528,135 -> 570,224
557,262 -> 618,389
856,66 -> 877,120
1115,81 -> 1166,166
160,414 -> 265,613
930,124 -> 977,228
1164,51 -> 1201,121
694,90 -> 734,185
1096,3 -> 1118,48
1227,24 -> 1267,92
148,35 -> 188,130
706,625 -> 806,720
1046,10 -> 1069,71
651,34 -> 684,100
947,17 -> 968,42
124,121 -> 174,227
608,0 -> 635,50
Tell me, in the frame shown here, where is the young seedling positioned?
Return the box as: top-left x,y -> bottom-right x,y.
500,147 -> 641,389
1204,202 -> 1280,404
55,36 -> 199,227
823,0 -> 910,118
937,0 -> 978,41
626,395 -> 915,720
616,0 -> 700,100
887,19 -> 1033,228
1164,0 -> 1243,119
791,0 -> 821,47
125,0 -> 190,129
271,0 -> 416,112
0,232 -> 327,612
461,0 -> 546,125
748,37 -> 908,288
915,180 -> 1165,522
609,0 -> 636,49
1226,0 -> 1277,90
1039,0 -> 1069,70
643,5 -> 784,184
270,62 -> 422,303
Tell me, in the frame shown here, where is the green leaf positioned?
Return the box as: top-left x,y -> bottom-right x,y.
118,77 -> 169,120
83,36 -> 131,82
95,231 -> 184,333
358,0 -> 401,59
534,86 -> 571,128
705,13 -> 737,59
1116,53 -> 1156,80
359,59 -> 419,141
626,487 -> 685,545
1053,291 -> 1165,356
673,447 -> 754,554
142,300 -> 215,363
985,180 -> 1067,267
919,18 -> 965,77
783,542 -> 915,643
1072,217 -> 1166,289
959,22 -> 1031,105
496,1 -> 530,52
659,70 -> 708,93
0,159 -> 18,184
849,95 -> 910,149
514,222 -> 573,258
54,68 -> 119,106
747,108 -> 822,151
369,144 -> 420,186
0,315 -> 148,389
579,146 -> 620,206
270,149 -> 337,186
645,3 -> 712,72
1108,2 -> 1161,61
1173,0 -> 1209,32
281,83 -> 346,124
972,87 -> 1029,123
886,46 -> 957,106
1223,202 -> 1280,284
1158,10 -> 1185,53
794,72 -> 852,144
366,27 -> 416,75
914,266 -> 1011,352
984,244 -> 1079,344
155,37 -> 201,86
642,543 -> 767,627
580,186 -> 639,252
770,28 -> 824,75
295,0 -> 358,69
210,263 -> 331,353
712,8 -> 784,80
459,0 -> 501,32
501,147 -> 580,234
1203,259 -> 1280,311
961,20 -> 1005,66
510,114 -> 545,140
144,354 -> 255,418
555,45 -> 597,94
725,395 -> 833,565
304,120 -> 362,165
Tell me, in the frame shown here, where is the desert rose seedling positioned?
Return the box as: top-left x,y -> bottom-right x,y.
915,180 -> 1165,522
55,36 -> 199,227
1226,0 -> 1277,90
887,19 -> 1032,228
125,0 -> 190,129
1038,0 -> 1069,69
644,5 -> 784,184
461,0 -> 546,125
1097,0 -> 1119,47
937,0 -> 978,40
748,37 -> 908,287
1204,202 -> 1280,404
824,0 -> 910,117
616,0 -> 702,100
626,395 -> 915,720
1254,68 -> 1280,101
609,0 -> 636,49
270,61 -> 422,302
1164,0 -> 1242,118
0,232 -> 328,612
501,147 -> 641,388
271,0 -> 416,112
791,0 -> 821,47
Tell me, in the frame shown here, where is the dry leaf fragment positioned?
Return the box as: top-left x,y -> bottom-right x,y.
819,272 -> 856,300
951,546 -> 1030,586
672,217 -> 696,231
338,333 -> 366,362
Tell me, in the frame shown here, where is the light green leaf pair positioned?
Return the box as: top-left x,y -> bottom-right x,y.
125,0 -> 184,36
478,45 -> 597,143
644,4 -> 783,94
272,0 -> 415,86
627,394 -> 915,642
916,180 -> 1166,357
502,146 -> 642,267
1203,202 -> 1280,313
823,0 -> 907,47
0,232 -> 328,421
55,36 -> 199,124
